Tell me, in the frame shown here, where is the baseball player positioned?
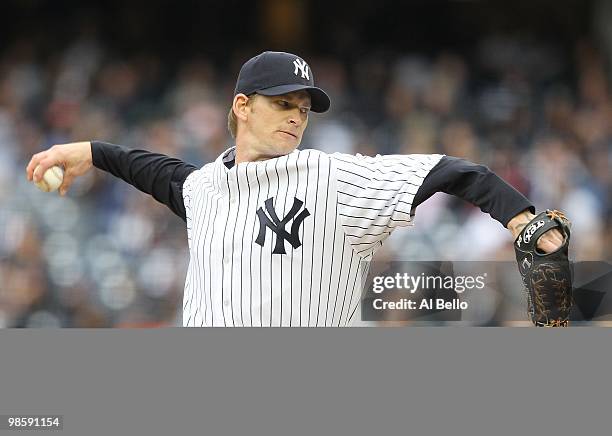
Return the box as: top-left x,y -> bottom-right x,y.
26,51 -> 568,327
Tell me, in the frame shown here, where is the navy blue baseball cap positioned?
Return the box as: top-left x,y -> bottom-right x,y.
234,51 -> 331,113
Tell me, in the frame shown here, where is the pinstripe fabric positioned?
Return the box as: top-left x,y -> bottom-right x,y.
182,147 -> 443,326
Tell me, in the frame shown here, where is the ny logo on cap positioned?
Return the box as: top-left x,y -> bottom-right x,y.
255,197 -> 310,254
293,58 -> 310,80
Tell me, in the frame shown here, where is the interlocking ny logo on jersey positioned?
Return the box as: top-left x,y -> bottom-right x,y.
293,59 -> 310,80
256,197 -> 310,254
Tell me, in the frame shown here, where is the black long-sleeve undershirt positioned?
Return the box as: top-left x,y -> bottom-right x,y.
91,141 -> 197,221
91,141 -> 534,226
412,156 -> 534,227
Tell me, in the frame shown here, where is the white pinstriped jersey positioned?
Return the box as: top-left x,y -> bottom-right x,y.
181,147 -> 443,326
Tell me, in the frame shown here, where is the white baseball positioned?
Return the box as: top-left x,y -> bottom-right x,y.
34,165 -> 64,192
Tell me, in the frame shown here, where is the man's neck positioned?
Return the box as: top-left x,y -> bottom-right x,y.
234,145 -> 265,165
234,139 -> 287,165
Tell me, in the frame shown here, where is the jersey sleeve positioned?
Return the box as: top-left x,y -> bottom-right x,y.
331,152 -> 444,257
181,169 -> 201,245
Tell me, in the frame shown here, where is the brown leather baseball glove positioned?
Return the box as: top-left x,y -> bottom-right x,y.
514,210 -> 573,327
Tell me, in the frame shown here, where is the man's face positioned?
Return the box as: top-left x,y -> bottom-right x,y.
243,90 -> 311,158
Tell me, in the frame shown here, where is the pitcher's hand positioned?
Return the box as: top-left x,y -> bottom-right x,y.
26,142 -> 93,196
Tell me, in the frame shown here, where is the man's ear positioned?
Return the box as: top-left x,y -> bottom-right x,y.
233,94 -> 250,122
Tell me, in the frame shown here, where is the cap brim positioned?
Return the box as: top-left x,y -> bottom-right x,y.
256,84 -> 331,113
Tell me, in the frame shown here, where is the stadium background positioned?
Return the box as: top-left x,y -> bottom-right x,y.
0,0 -> 610,327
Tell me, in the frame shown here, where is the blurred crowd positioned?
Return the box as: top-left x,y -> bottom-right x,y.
0,32 -> 610,327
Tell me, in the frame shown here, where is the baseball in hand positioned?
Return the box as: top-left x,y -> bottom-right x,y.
33,165 -> 64,192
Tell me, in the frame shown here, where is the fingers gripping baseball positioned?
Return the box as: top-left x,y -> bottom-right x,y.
26,142 -> 93,195
59,170 -> 77,196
